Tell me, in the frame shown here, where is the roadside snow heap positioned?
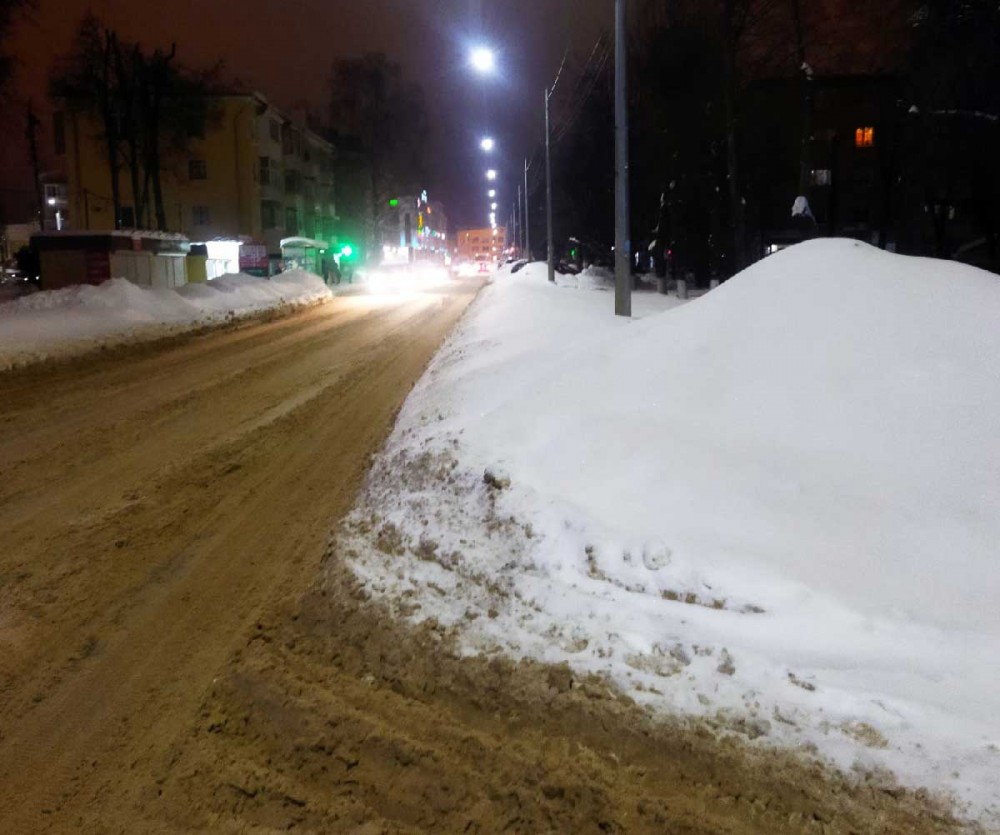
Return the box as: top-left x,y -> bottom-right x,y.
341,239 -> 1000,826
0,270 -> 332,369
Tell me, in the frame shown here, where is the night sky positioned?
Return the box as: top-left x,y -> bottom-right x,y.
2,0 -> 610,229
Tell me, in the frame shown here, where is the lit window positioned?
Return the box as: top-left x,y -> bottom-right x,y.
810,169 -> 832,186
855,127 -> 874,148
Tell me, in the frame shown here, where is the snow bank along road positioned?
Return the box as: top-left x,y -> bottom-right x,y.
0,273 -> 972,834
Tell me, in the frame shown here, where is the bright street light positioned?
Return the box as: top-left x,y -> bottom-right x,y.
486,169 -> 497,181
491,202 -> 498,210
488,189 -> 496,198
470,47 -> 496,75
480,137 -> 495,152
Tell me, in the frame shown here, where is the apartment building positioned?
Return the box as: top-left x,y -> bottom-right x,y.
57,92 -> 336,273
457,227 -> 506,263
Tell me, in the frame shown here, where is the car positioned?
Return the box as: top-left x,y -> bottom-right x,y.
2,263 -> 28,283
510,259 -> 529,274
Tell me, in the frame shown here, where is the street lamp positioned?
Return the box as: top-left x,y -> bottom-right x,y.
470,47 -> 496,75
491,202 -> 498,210
486,169 -> 497,181
480,137 -> 495,152
488,189 -> 496,198
613,0 -> 631,316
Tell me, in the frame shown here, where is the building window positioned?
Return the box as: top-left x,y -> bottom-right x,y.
284,170 -> 299,194
810,169 -> 832,186
261,201 -> 279,229
189,159 -> 208,180
259,156 -> 271,186
855,126 -> 875,148
285,207 -> 299,235
44,183 -> 68,203
270,119 -> 280,142
53,112 -> 66,155
192,205 -> 210,226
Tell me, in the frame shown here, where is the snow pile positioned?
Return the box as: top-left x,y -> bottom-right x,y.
555,264 -> 615,291
341,240 -> 1000,825
0,270 -> 331,368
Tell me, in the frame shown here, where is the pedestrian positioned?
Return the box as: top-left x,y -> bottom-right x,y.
791,195 -> 818,242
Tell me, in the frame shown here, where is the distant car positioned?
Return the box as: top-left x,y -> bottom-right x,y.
1,266 -> 28,284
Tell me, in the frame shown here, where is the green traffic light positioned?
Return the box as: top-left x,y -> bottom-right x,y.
388,199 -> 399,207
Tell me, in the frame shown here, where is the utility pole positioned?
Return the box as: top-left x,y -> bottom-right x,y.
511,204 -> 516,255
26,104 -> 44,231
524,158 -> 531,259
545,87 -> 555,282
614,0 -> 631,316
516,184 -> 522,257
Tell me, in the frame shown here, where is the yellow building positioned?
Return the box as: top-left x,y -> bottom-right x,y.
457,227 -> 506,263
57,92 -> 336,274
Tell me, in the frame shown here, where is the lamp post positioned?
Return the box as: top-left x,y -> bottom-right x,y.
516,184 -> 522,257
545,85 -> 555,282
614,0 -> 631,316
524,158 -> 531,259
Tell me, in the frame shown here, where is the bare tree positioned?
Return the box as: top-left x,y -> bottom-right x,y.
329,53 -> 428,256
51,16 -> 221,231
51,15 -> 124,227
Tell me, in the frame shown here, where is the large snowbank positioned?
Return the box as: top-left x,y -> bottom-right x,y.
341,240 -> 1000,825
0,270 -> 331,368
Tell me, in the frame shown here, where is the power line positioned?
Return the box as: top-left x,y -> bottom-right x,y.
552,45 -> 612,145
